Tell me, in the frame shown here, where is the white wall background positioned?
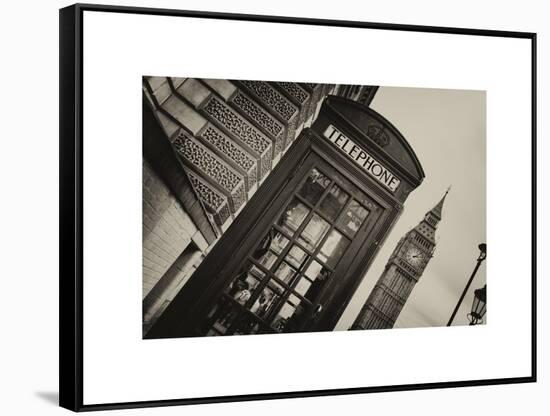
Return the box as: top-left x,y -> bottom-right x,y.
0,0 -> 546,415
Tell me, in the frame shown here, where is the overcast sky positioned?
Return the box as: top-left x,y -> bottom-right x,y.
336,86 -> 486,330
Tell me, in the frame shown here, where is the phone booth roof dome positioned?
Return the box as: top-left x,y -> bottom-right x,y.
320,95 -> 425,188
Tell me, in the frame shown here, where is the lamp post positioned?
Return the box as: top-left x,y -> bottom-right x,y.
467,285 -> 487,325
447,243 -> 486,326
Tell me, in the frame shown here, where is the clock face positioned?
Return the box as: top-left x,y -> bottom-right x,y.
405,246 -> 424,267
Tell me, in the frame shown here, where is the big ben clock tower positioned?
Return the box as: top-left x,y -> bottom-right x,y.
351,189 -> 449,330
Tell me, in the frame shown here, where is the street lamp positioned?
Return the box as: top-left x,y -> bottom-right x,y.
447,243 -> 486,326
468,285 -> 487,325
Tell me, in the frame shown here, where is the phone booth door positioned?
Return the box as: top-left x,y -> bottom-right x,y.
197,151 -> 384,336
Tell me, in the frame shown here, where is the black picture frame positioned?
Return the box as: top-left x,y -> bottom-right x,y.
59,3 -> 537,412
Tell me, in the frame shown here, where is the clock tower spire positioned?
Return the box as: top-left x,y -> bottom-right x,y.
351,189 -> 449,330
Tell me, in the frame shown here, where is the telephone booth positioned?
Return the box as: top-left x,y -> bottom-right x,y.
147,95 -> 425,338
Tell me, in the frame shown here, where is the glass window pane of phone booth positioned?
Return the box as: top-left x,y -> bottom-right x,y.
200,164 -> 375,336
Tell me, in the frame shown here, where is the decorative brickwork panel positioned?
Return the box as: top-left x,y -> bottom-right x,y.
232,92 -> 284,138
274,82 -> 311,139
273,134 -> 284,157
199,124 -> 257,189
276,82 -> 309,105
173,132 -> 241,192
203,96 -> 271,156
231,182 -> 246,212
299,83 -> 323,124
285,123 -> 297,146
172,131 -> 246,210
186,170 -> 231,226
260,152 -> 272,179
239,81 -> 298,122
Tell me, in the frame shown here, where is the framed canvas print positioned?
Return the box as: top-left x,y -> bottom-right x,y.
59,3 -> 537,411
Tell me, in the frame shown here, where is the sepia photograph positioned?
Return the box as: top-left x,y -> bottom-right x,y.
141,77 -> 486,339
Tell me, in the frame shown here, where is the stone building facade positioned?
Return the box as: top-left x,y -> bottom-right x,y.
142,77 -> 378,335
